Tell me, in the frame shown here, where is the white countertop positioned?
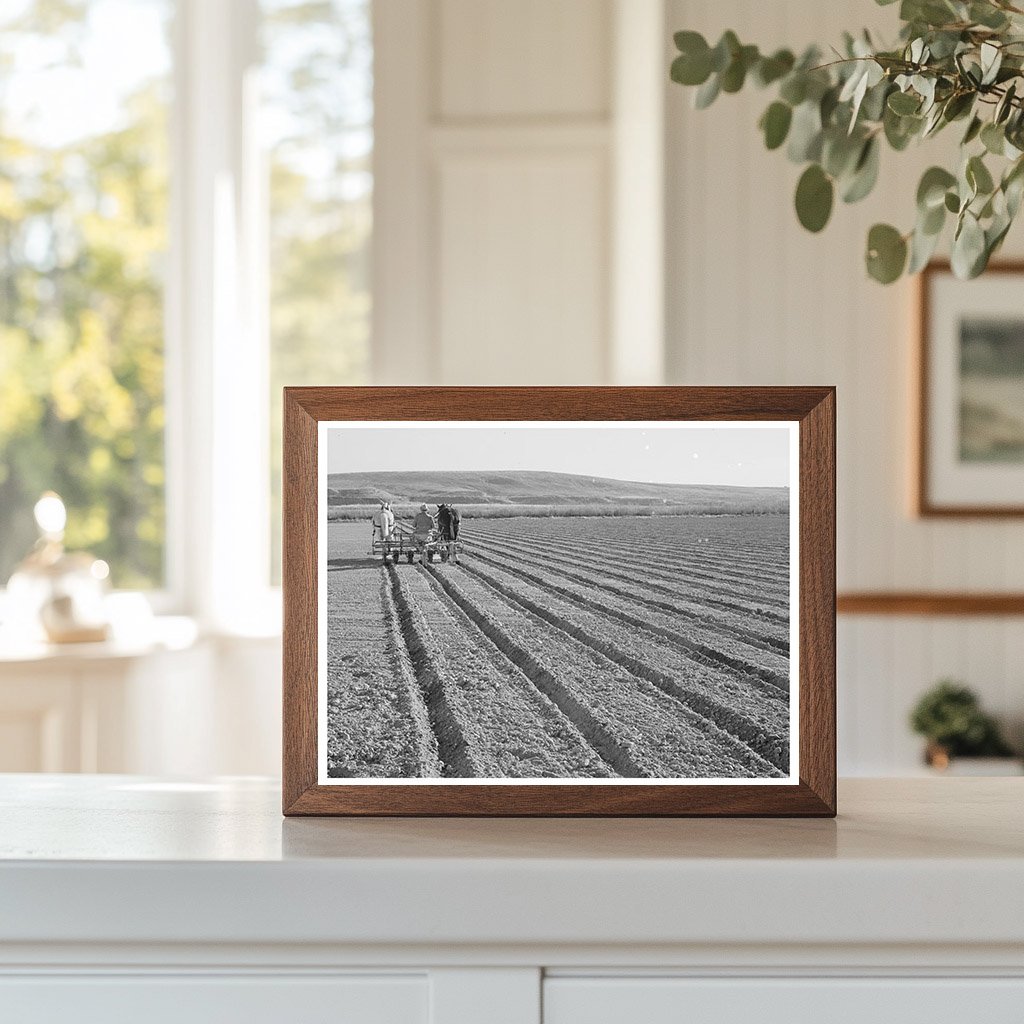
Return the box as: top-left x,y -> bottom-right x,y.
1,776 -> 1022,951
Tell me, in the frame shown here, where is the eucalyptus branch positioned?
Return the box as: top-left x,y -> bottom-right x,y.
670,0 -> 1024,283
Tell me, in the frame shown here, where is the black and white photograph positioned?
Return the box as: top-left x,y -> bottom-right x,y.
317,421 -> 797,784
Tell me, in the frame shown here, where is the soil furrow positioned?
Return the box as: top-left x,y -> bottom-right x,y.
469,527 -> 789,621
422,568 -> 642,778
458,562 -> 788,774
429,567 -> 772,777
471,525 -> 791,597
470,515 -> 791,574
466,529 -> 790,652
390,565 -> 613,778
325,568 -> 442,778
386,565 -> 480,777
470,545 -> 791,695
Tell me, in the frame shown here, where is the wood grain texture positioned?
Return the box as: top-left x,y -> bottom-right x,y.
838,592 -> 1024,616
916,260 -> 1024,518
282,387 -> 836,817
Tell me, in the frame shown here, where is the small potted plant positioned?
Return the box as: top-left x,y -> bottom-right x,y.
909,680 -> 1020,774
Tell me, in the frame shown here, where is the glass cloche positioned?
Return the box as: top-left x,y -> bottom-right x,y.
5,493 -> 111,644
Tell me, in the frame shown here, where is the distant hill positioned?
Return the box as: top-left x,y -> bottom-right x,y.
326,470 -> 788,515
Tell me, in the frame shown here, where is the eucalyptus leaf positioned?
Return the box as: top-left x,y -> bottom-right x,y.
888,90 -> 921,115
754,49 -> 795,87
908,221 -> 943,273
795,164 -> 834,232
951,212 -> 987,278
694,73 -> 721,109
981,121 -> 1006,155
760,102 -> 793,150
721,44 -> 759,93
842,137 -> 881,203
917,166 -> 957,210
967,154 -> 995,195
866,223 -> 908,283
970,2 -> 1009,29
710,31 -> 740,73
962,115 -> 983,145
779,73 -> 807,106
980,42 -> 1003,86
996,82 -> 1017,124
787,101 -> 823,162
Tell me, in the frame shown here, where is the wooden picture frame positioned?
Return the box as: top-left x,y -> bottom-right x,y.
283,387 -> 836,817
917,260 -> 1024,517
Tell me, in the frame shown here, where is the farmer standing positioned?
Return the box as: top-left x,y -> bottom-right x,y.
412,502 -> 435,564
381,502 -> 395,539
370,502 -> 386,551
438,502 -> 461,564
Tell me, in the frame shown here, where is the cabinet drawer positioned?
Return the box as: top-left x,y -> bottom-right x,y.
544,977 -> 1024,1024
0,974 -> 427,1024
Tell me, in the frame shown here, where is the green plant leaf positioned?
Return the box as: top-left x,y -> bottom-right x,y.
944,190 -> 961,213
760,101 -> 793,150
866,223 -> 907,283
970,2 -> 1009,29
842,136 -> 880,203
884,106 -> 922,150
917,166 -> 957,210
888,90 -> 921,115
787,101 -> 823,162
996,82 -> 1017,125
694,73 -> 721,109
779,73 -> 807,106
980,41 -> 1002,86
962,115 -> 983,145
908,221 -> 942,273
754,49 -> 795,87
671,32 -> 713,86
967,154 -> 995,196
795,164 -> 834,232
981,121 -> 1005,155
951,211 -> 987,278
721,44 -> 759,92
710,30 -> 740,73
921,199 -> 946,235
822,128 -> 863,178
942,91 -> 974,123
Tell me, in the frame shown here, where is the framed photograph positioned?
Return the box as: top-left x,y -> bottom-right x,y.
918,261 -> 1024,516
283,387 -> 835,816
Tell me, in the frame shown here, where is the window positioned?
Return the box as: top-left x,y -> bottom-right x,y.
262,0 -> 373,581
0,0 -> 374,618
0,0 -> 172,589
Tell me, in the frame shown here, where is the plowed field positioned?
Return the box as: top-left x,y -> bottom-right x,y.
325,514 -> 791,779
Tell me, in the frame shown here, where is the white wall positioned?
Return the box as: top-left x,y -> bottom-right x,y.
665,0 -> 1024,772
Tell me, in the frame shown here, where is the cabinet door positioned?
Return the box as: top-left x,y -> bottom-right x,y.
0,974 -> 427,1024
544,977 -> 1024,1024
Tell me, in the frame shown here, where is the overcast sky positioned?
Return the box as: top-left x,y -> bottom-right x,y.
326,423 -> 792,488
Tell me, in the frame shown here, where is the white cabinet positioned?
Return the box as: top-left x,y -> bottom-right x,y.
0,975 -> 427,1024
1,778 -> 1022,1024
544,978 -> 1024,1024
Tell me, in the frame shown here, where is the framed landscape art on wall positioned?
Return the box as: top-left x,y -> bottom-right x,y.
282,387 -> 836,816
918,262 -> 1024,517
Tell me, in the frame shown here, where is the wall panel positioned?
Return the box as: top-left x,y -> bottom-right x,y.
436,150 -> 608,384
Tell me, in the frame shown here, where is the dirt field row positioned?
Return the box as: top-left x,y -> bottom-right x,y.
325,514 -> 791,779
